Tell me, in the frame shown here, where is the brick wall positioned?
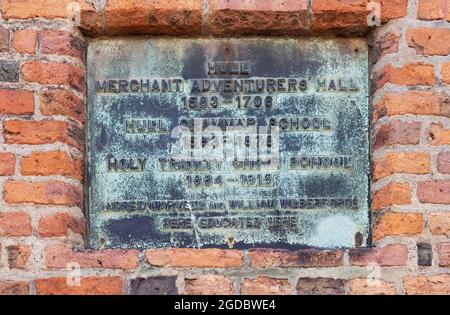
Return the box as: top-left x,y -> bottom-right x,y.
0,0 -> 449,295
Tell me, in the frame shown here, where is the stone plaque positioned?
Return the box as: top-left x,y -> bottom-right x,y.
87,38 -> 370,249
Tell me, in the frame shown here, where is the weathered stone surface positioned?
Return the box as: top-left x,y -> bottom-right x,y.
0,61 -> 19,82
130,276 -> 178,295
297,278 -> 345,295
417,243 -> 433,266
0,26 -> 9,52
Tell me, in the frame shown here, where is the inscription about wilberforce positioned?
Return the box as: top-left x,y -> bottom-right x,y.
87,38 -> 370,249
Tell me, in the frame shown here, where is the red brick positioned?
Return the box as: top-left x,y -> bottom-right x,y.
429,213 -> 450,236
4,180 -> 82,207
375,0 -> 408,21
349,278 -> 396,295
249,249 -> 343,268
373,91 -> 444,121
0,153 -> 15,176
12,29 -> 37,54
145,248 -> 244,268
417,181 -> 450,204
41,30 -> 85,60
22,61 -> 85,93
7,245 -> 31,269
349,244 -> 408,266
373,152 -> 430,181
376,63 -> 435,89
429,124 -> 450,145
437,152 -> 450,174
38,213 -> 85,237
104,0 -> 202,36
0,26 -> 9,52
373,212 -> 423,241
184,275 -> 234,295
45,245 -> 139,270
209,0 -> 308,36
442,63 -> 450,84
40,89 -> 85,124
418,0 -> 450,21
437,242 -> 450,267
372,31 -> 400,62
404,275 -> 450,295
0,89 -> 34,115
373,121 -> 421,149
0,281 -> 29,295
312,0 -> 371,35
407,28 -> 450,56
0,212 -> 32,236
3,120 -> 84,151
35,277 -> 123,295
371,182 -> 411,211
241,276 -> 293,295
2,0 -> 95,20
22,151 -> 83,181
297,278 -> 345,295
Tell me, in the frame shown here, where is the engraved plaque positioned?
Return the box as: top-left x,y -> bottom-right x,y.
87,38 -> 370,249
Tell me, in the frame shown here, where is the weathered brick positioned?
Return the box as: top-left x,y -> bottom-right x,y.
22,61 -> 85,92
38,213 -> 85,237
105,0 -> 202,36
349,244 -> 408,266
404,274 -> 450,295
0,89 -> 34,115
130,276 -> 178,295
44,245 -> 139,270
0,26 -> 9,52
373,212 -> 423,241
184,275 -> 234,295
437,243 -> 450,267
429,212 -> 450,236
373,152 -> 430,181
35,277 -> 123,295
0,61 -> 19,82
376,63 -> 435,89
40,89 -> 85,124
7,245 -> 31,269
0,153 -> 15,176
418,0 -> 450,21
429,124 -> 450,145
371,31 -> 400,62
417,181 -> 450,204
371,182 -> 411,211
4,180 -> 82,207
145,248 -> 244,268
249,249 -> 343,268
3,120 -> 84,151
348,278 -> 396,295
22,151 -> 83,181
13,30 -> 37,54
209,0 -> 308,36
0,281 -> 29,295
438,152 -> 450,174
373,121 -> 421,149
407,28 -> 450,56
241,276 -> 293,295
0,212 -> 32,236
373,92 -> 444,121
2,0 -> 95,20
41,30 -> 85,60
442,62 -> 450,84
297,278 -> 345,295
417,243 -> 433,266
375,0 -> 408,21
311,0 -> 369,35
